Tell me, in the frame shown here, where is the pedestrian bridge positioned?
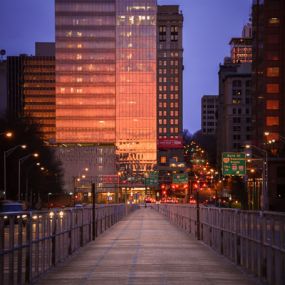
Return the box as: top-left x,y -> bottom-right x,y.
0,205 -> 284,285
35,208 -> 256,285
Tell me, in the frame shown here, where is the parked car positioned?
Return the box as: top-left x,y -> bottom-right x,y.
0,200 -> 27,224
0,200 -> 24,212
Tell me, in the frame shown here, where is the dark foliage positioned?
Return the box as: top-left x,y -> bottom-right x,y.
0,116 -> 64,208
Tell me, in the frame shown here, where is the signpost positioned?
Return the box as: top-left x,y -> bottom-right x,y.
172,173 -> 188,184
222,152 -> 246,176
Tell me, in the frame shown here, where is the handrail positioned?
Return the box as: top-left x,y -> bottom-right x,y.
151,204 -> 285,285
0,204 -> 138,285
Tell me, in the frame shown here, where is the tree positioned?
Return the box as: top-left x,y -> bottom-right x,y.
0,116 -> 64,207
192,130 -> 217,166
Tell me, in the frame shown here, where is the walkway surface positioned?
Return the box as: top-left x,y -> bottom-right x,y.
36,208 -> 257,285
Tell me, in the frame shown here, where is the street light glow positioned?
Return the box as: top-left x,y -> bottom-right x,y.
5,132 -> 13,138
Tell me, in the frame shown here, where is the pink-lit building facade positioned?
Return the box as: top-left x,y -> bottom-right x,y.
55,0 -> 157,183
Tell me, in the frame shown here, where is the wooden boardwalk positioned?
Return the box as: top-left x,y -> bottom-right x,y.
36,207 -> 257,285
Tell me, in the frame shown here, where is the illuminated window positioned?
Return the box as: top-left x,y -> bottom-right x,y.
266,84 -> 279,93
266,52 -> 279,61
267,67 -> 279,77
266,100 -> 279,110
160,156 -> 167,164
266,116 -> 279,126
268,17 -> 280,25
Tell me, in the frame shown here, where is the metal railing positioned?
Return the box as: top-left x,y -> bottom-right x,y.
151,204 -> 285,285
0,204 -> 137,285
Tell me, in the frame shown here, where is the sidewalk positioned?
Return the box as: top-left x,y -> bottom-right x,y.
36,207 -> 257,285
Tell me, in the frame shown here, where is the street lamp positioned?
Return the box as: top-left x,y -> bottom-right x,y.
0,131 -> 13,138
3,144 -> 27,199
18,153 -> 39,201
264,131 -> 285,142
245,144 -> 268,210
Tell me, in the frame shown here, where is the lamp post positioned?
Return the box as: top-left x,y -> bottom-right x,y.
3,144 -> 27,199
18,153 -> 39,201
245,144 -> 268,210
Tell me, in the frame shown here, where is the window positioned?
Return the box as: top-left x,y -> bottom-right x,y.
267,35 -> 280,44
268,17 -> 280,25
266,52 -> 280,61
159,25 -> 166,42
267,67 -> 279,77
266,116 -> 279,126
170,26 -> 178,41
266,100 -> 279,110
232,80 -> 242,87
266,84 -> 279,94
160,156 -> 167,164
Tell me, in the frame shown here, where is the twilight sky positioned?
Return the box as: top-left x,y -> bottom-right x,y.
0,0 -> 251,133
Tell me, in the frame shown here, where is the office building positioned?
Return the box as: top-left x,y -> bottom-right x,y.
252,0 -> 285,145
55,0 -> 158,199
217,60 -> 252,159
252,0 -> 285,210
55,0 -> 157,173
7,43 -> 56,141
201,95 -> 218,135
157,5 -> 183,141
156,5 -> 185,199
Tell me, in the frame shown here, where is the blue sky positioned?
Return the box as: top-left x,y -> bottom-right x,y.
0,0 -> 251,133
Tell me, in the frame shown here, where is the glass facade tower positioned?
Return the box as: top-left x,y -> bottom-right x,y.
116,1 -> 157,171
55,0 -> 157,171
55,0 -> 116,143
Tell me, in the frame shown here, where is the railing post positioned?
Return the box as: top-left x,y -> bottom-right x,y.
92,183 -> 96,241
0,217 -> 4,285
69,210 -> 73,255
17,219 -> 23,285
80,209 -> 84,246
51,214 -> 57,266
25,212 -> 33,283
196,191 -> 200,240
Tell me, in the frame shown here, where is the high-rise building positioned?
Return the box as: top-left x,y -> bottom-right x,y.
229,23 -> 252,64
217,60 -> 252,160
55,0 -> 157,173
252,0 -> 285,145
156,5 -> 184,196
7,43 -> 56,141
157,5 -> 183,141
252,0 -> 285,210
115,1 -> 157,172
201,95 -> 218,135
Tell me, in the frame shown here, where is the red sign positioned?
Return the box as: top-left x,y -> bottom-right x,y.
158,138 -> 183,149
100,175 -> 118,184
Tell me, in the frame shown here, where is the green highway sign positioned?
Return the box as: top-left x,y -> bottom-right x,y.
222,152 -> 246,176
145,171 -> 158,186
172,173 -> 188,184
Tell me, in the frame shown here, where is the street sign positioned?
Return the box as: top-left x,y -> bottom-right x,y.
222,152 -> 246,176
172,173 -> 188,184
145,171 -> 158,186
